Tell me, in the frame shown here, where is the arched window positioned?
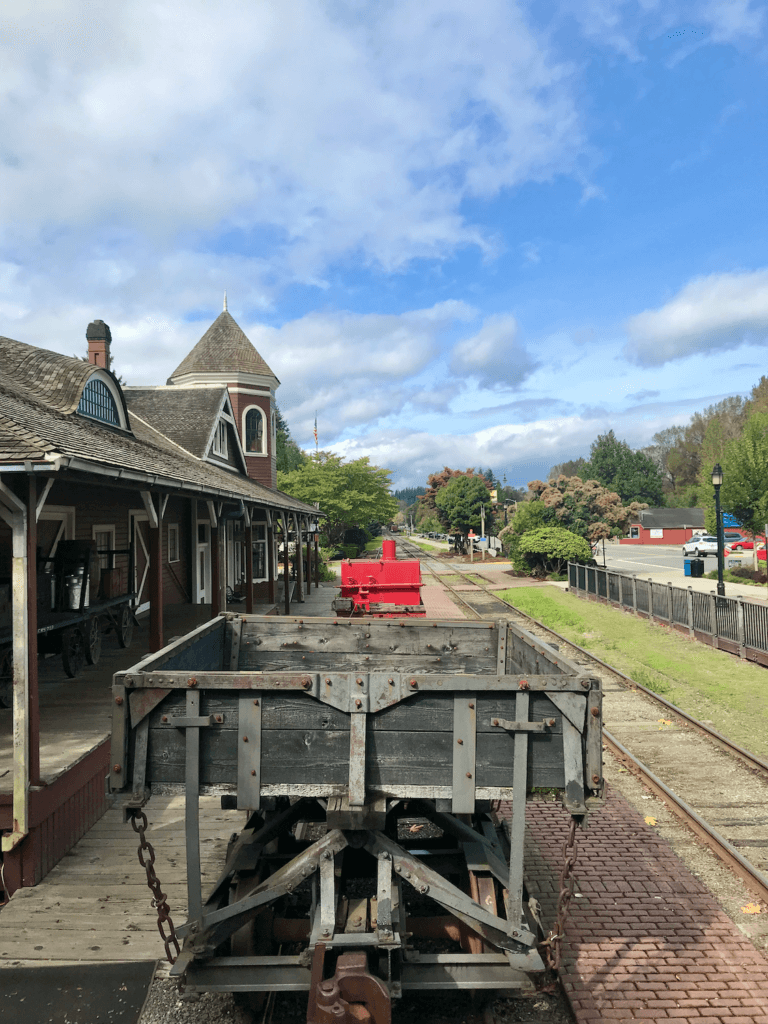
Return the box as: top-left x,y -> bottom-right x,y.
77,378 -> 119,425
245,407 -> 265,453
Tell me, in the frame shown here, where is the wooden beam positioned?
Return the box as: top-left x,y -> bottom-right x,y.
267,522 -> 276,605
139,490 -> 159,530
27,478 -> 40,786
211,524 -> 221,616
35,477 -> 55,522
282,513 -> 290,616
149,518 -> 163,653
245,518 -> 254,614
295,513 -> 304,603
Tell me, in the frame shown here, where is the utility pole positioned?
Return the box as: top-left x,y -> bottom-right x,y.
480,504 -> 486,561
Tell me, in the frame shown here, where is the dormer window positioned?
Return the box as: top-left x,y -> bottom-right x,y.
77,377 -> 120,425
245,407 -> 265,454
213,420 -> 228,457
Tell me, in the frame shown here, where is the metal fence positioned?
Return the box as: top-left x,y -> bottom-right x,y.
567,562 -> 768,663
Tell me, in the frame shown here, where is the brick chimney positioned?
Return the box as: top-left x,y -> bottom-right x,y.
86,319 -> 112,369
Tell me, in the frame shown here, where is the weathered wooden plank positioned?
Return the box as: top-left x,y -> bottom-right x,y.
238,652 -> 498,673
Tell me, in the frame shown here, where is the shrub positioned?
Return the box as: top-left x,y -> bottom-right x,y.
343,544 -> 359,559
514,527 -> 592,576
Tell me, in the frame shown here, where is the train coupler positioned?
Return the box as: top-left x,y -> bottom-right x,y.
307,944 -> 392,1024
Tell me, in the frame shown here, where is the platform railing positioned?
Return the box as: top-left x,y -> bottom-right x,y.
567,562 -> 768,666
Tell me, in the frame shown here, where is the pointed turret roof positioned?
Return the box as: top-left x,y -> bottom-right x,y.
168,310 -> 278,384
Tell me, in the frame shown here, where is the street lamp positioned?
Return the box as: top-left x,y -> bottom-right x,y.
711,463 -> 725,597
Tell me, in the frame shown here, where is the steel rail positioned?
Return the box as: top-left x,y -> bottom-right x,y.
603,729 -> 768,905
399,540 -> 768,780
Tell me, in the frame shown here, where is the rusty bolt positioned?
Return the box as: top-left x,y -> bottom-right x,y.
581,679 -> 590,688
592,774 -> 601,784
253,699 -> 259,706
162,715 -> 168,723
419,884 -> 429,894
251,769 -> 256,776
548,718 -> 556,727
187,677 -> 198,687
468,702 -> 474,709
320,981 -> 334,993
457,738 -> 464,745
410,679 -> 418,688
512,930 -> 519,938
302,679 -> 312,689
323,851 -> 333,860
113,764 -> 121,773
243,735 -> 248,742
466,772 -> 472,779
325,677 -> 332,684
591,707 -> 600,718
114,696 -> 124,706
355,699 -> 362,708
388,678 -> 394,685
356,677 -> 363,686
215,715 -> 223,723
492,718 -> 499,726
519,680 -> 530,690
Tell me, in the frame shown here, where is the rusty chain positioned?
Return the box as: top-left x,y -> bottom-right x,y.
541,815 -> 579,972
130,810 -> 181,964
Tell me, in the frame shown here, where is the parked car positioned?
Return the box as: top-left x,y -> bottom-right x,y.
682,535 -> 718,557
723,531 -> 748,546
725,535 -> 765,551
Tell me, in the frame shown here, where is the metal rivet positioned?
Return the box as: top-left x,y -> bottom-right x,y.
468,702 -> 474,709
548,718 -> 556,727
114,696 -> 123,706
388,678 -> 394,685
355,699 -> 362,708
325,677 -> 332,684
162,715 -> 168,723
591,707 -> 600,717
466,772 -> 472,779
492,718 -> 499,726
187,677 -> 197,687
243,736 -> 248,742
457,738 -> 463,745
592,774 -> 601,784
581,679 -> 590,688
113,764 -> 121,773
410,680 -> 418,688
251,769 -> 256,776
356,678 -> 363,686
303,679 -> 312,689
253,699 -> 259,706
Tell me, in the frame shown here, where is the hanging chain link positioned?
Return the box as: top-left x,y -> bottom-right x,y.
541,815 -> 579,972
130,810 -> 181,964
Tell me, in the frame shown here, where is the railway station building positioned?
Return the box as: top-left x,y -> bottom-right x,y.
0,306 -> 319,896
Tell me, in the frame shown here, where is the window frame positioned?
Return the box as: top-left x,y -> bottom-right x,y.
212,420 -> 229,458
92,524 -> 116,570
243,405 -> 268,457
76,369 -> 127,429
168,522 -> 180,563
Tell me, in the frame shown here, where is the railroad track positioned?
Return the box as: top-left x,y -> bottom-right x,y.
399,537 -> 768,907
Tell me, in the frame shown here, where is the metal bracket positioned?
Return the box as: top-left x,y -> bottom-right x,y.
172,715 -> 213,729
491,718 -> 547,733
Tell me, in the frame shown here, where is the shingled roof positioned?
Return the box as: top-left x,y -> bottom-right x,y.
637,508 -> 705,529
0,335 -> 97,414
168,311 -> 278,383
0,337 -> 314,514
124,386 -> 227,459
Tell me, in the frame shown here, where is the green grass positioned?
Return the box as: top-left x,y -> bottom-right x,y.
409,540 -> 440,552
364,538 -> 382,551
704,569 -> 767,587
497,586 -> 768,757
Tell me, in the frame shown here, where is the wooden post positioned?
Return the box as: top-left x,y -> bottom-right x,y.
27,477 -> 40,786
306,532 -> 313,594
211,524 -> 221,616
296,514 -> 304,603
245,516 -> 254,614
267,520 -> 276,604
282,513 -> 290,615
314,533 -> 320,588
149,500 -> 163,652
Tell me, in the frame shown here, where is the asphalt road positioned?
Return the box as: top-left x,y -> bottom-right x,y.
599,543 -> 705,580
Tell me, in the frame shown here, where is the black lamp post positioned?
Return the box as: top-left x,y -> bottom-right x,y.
711,463 -> 725,597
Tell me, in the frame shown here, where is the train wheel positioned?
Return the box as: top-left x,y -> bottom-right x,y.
117,605 -> 134,648
0,647 -> 12,708
85,616 -> 102,666
62,627 -> 86,678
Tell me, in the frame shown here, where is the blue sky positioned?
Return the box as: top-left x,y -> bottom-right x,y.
1,1 -> 767,488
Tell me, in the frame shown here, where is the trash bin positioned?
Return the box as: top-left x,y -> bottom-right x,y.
691,559 -> 705,578
684,559 -> 692,577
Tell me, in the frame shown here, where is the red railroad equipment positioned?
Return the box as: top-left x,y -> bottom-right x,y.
332,539 -> 424,616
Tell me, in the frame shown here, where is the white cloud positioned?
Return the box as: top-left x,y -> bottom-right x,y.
449,314 -> 538,387
624,269 -> 768,366
0,0 -> 583,282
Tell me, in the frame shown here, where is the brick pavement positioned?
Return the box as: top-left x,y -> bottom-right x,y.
507,789 -> 768,1023
420,584 -> 463,618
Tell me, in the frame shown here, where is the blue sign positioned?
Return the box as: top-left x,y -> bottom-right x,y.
722,513 -> 742,528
